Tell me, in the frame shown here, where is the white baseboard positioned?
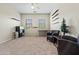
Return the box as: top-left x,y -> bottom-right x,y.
0,38 -> 12,44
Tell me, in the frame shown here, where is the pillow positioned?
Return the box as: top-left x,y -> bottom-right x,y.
65,33 -> 77,38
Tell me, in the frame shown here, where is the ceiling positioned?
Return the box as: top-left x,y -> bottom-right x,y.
12,3 -> 59,14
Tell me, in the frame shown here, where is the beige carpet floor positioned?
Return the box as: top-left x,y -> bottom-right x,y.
0,36 -> 58,55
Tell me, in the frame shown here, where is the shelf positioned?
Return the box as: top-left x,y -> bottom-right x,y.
11,18 -> 20,21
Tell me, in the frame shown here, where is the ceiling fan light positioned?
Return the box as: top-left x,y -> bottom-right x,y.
31,6 -> 35,9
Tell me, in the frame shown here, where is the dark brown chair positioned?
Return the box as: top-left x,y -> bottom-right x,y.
57,39 -> 79,55
47,30 -> 60,43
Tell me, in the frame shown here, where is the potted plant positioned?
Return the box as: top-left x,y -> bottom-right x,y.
61,18 -> 69,35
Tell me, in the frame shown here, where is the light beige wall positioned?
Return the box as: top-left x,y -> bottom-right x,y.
50,3 -> 79,36
0,4 -> 20,43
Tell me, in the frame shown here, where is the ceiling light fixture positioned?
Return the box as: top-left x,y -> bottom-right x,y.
31,5 -> 35,9
31,3 -> 39,13
31,3 -> 35,9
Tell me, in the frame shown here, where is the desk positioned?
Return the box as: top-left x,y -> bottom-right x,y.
38,30 -> 50,36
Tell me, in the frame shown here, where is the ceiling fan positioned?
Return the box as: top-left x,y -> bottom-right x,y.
31,3 -> 40,13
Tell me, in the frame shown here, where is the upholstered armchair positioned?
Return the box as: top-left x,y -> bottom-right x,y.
50,35 -> 79,55
47,30 -> 60,43
57,39 -> 79,55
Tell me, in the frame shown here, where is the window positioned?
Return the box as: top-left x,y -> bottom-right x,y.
39,19 -> 45,29
26,19 -> 32,28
